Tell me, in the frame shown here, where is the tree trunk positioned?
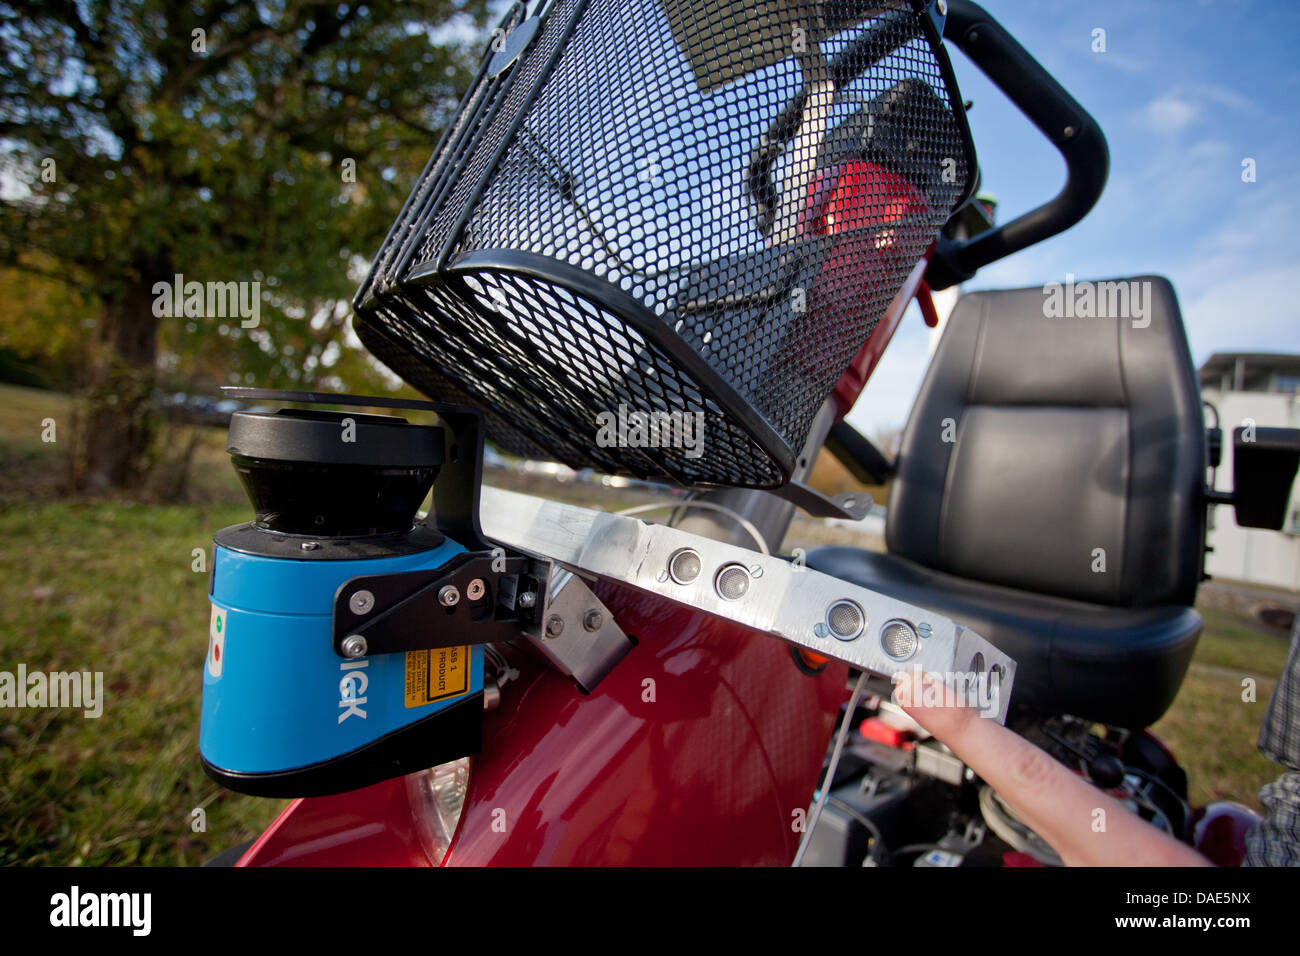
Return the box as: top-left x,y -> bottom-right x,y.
73,277 -> 161,493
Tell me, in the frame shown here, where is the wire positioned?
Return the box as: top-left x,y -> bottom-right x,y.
826,795 -> 887,864
518,126 -> 679,284
614,500 -> 771,555
888,842 -> 943,862
792,670 -> 868,867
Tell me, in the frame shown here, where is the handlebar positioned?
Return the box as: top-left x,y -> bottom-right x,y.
925,0 -> 1109,289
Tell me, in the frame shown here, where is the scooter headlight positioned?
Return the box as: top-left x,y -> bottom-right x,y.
406,758 -> 472,866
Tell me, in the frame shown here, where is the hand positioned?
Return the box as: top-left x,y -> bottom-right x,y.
893,670 -> 1210,867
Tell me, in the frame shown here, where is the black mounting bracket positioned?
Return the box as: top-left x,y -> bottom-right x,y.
331,552 -> 548,658
772,479 -> 873,520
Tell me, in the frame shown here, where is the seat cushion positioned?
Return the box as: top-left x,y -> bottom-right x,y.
806,546 -> 1202,729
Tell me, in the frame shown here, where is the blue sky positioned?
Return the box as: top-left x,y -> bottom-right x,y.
846,0 -> 1300,439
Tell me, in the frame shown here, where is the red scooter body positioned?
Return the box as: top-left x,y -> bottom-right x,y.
238,582 -> 849,866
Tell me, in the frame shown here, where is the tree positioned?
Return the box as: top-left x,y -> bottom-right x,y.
0,0 -> 490,490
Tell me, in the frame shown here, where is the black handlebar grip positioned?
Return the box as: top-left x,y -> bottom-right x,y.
926,0 -> 1109,289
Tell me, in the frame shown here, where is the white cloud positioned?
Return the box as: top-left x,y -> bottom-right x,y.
1088,50 -> 1152,76
1180,264 -> 1300,362
1146,95 -> 1199,132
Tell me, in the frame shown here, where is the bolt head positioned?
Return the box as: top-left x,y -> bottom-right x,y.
545,615 -> 565,638
341,635 -> 367,659
438,585 -> 460,607
349,589 -> 375,615
582,609 -> 603,632
518,591 -> 536,609
300,541 -> 321,551
466,578 -> 486,601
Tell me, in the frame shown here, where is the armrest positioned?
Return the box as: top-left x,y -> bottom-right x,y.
1230,426 -> 1300,530
824,420 -> 897,486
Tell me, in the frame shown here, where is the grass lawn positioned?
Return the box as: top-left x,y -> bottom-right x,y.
0,498 -> 288,865
1151,607 -> 1293,810
0,382 -> 1295,864
0,383 -> 284,865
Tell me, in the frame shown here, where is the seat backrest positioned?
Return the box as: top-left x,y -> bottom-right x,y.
887,276 -> 1205,608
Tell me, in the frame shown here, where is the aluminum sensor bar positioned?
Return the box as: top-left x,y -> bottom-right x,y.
480,487 -> 1015,722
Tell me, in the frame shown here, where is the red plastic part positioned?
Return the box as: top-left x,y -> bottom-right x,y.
1192,802 -> 1260,867
858,716 -> 914,750
237,580 -> 848,866
797,160 -> 935,420
803,160 -> 927,236
236,777 -> 433,867
830,253 -> 931,419
916,280 -> 939,328
1002,851 -> 1047,867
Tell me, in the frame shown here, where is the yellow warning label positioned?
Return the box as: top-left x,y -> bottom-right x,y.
404,646 -> 470,709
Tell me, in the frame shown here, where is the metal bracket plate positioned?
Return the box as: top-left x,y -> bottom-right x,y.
772,480 -> 874,520
522,569 -> 635,694
480,487 -> 1016,722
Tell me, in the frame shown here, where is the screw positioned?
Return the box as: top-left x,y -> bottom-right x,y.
466,578 -> 486,601
582,609 -> 603,632
341,635 -> 367,659
438,585 -> 460,607
545,615 -> 565,638
1063,125 -> 1076,139
300,541 -> 320,552
517,591 -> 536,609
349,589 -> 375,615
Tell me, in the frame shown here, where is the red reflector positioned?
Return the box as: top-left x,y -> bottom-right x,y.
805,160 -> 928,236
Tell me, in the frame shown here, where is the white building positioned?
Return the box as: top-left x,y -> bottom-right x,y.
1200,353 -> 1300,592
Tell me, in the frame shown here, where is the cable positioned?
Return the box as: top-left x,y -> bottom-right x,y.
792,670 -> 868,867
518,127 -> 679,284
888,842 -> 942,862
614,499 -> 771,555
826,795 -> 887,864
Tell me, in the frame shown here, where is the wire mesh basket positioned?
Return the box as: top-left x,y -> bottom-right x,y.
355,0 -> 975,488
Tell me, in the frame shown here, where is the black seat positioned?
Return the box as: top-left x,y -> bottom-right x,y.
809,276 -> 1205,729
